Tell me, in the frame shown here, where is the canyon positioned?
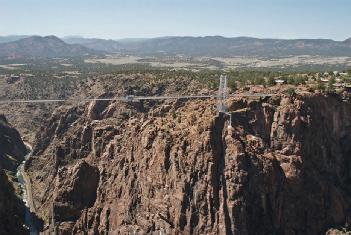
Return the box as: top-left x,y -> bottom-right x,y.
1,2 -> 351,235
0,114 -> 28,234
11,92 -> 350,234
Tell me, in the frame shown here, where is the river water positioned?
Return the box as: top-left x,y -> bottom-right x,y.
16,144 -> 39,235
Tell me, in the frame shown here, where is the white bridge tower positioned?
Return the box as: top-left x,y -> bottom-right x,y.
217,75 -> 233,129
217,75 -> 228,113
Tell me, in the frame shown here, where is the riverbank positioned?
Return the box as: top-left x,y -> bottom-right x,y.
16,143 -> 40,234
22,162 -> 36,214
21,143 -> 36,213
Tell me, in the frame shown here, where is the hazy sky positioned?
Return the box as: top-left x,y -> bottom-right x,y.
1,0 -> 350,40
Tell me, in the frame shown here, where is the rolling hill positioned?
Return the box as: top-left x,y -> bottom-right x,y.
0,36 -> 98,59
63,36 -> 123,53
1,35 -> 351,58
0,35 -> 30,44
64,36 -> 351,57
344,38 -> 351,45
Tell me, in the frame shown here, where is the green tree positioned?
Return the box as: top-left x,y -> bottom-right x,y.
253,77 -> 265,85
328,77 -> 336,87
266,77 -> 275,86
316,78 -> 325,91
228,78 -> 237,91
287,77 -> 295,85
286,88 -> 296,96
326,77 -> 336,93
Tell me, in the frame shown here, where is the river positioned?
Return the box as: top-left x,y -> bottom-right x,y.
16,144 -> 39,235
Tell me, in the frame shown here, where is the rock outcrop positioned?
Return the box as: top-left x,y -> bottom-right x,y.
0,114 -> 28,234
26,93 -> 351,234
0,170 -> 27,235
53,161 -> 100,222
0,114 -> 27,170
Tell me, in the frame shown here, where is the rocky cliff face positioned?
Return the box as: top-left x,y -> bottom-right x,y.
0,114 -> 28,234
25,93 -> 351,234
0,115 -> 27,170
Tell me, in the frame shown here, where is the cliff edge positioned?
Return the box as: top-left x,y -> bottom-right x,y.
0,114 -> 28,234
26,93 -> 351,234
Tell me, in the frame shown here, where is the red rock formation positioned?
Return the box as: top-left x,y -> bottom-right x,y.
53,161 -> 100,222
26,94 -> 351,234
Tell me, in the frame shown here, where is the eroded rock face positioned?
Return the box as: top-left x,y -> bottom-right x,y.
0,114 -> 27,234
0,170 -> 27,235
53,161 -> 100,222
0,114 -> 27,170
26,94 -> 351,234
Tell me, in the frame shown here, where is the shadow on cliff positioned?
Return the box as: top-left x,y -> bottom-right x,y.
209,113 -> 234,235
24,206 -> 44,234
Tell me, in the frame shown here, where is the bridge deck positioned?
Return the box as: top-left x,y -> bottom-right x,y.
0,93 -> 276,104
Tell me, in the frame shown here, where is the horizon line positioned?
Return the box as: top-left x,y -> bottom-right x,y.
0,34 -> 350,42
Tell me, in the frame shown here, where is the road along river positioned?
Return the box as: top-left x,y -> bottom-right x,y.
16,143 -> 39,235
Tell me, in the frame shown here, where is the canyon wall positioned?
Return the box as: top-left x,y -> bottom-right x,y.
0,114 -> 28,234
26,94 -> 351,234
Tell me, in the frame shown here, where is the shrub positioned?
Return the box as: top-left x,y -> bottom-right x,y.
286,88 -> 296,96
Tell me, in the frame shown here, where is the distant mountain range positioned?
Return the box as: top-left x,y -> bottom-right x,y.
62,36 -> 351,57
1,35 -> 351,59
0,36 -> 97,59
63,36 -> 123,53
0,35 -> 30,44
344,38 -> 351,44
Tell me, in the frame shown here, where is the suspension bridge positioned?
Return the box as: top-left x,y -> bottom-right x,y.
0,76 -> 275,114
